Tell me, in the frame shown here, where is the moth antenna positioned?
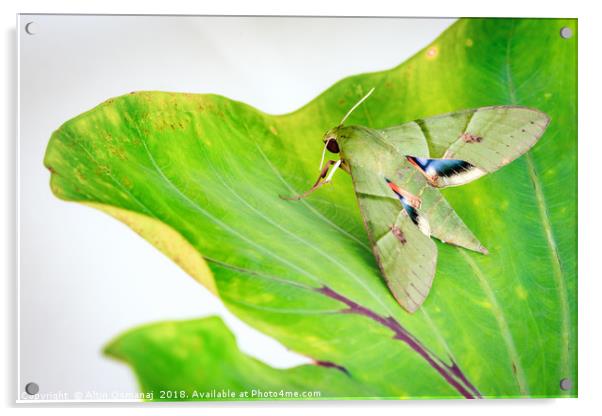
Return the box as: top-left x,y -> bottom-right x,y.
319,141 -> 328,171
340,87 -> 375,125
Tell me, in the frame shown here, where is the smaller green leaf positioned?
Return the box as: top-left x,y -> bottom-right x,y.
104,317 -> 369,401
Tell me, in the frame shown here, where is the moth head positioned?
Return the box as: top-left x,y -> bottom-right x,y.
322,125 -> 344,154
323,134 -> 340,154
321,87 -> 375,156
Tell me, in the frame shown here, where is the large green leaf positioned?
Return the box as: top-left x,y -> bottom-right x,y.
104,316 -> 367,400
44,18 -> 577,399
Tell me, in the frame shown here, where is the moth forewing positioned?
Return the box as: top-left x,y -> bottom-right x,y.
442,106 -> 550,172
419,186 -> 488,255
354,179 -> 438,313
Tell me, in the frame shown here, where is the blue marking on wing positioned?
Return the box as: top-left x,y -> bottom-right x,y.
400,199 -> 421,226
407,156 -> 475,178
426,159 -> 474,177
413,157 -> 430,167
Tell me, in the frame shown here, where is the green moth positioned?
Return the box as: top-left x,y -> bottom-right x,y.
287,89 -> 550,313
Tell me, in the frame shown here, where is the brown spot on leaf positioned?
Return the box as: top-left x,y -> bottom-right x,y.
461,132 -> 483,143
107,144 -> 127,161
95,165 -> 111,176
426,46 -> 438,59
391,226 -> 407,244
75,167 -> 86,183
122,176 -> 133,189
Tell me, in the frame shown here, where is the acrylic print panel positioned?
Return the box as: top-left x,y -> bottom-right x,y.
18,15 -> 577,402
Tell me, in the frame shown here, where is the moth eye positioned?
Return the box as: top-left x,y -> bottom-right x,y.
326,139 -> 340,153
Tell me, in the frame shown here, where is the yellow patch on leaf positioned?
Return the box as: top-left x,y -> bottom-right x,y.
84,202 -> 217,295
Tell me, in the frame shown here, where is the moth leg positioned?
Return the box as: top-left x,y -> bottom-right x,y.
324,159 -> 342,183
281,159 -> 341,201
340,160 -> 351,174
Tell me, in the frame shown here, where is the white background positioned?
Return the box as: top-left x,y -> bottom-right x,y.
2,1 -> 601,416
17,13 -> 454,399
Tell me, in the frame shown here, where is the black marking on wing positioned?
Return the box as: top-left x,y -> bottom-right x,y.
401,199 -> 420,226
433,160 -> 475,177
407,156 -> 475,178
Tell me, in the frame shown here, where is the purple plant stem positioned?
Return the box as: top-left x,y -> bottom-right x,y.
317,285 -> 482,399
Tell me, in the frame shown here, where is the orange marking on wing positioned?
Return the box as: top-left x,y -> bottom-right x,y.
406,156 -> 430,179
387,180 -> 402,195
406,156 -> 438,187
